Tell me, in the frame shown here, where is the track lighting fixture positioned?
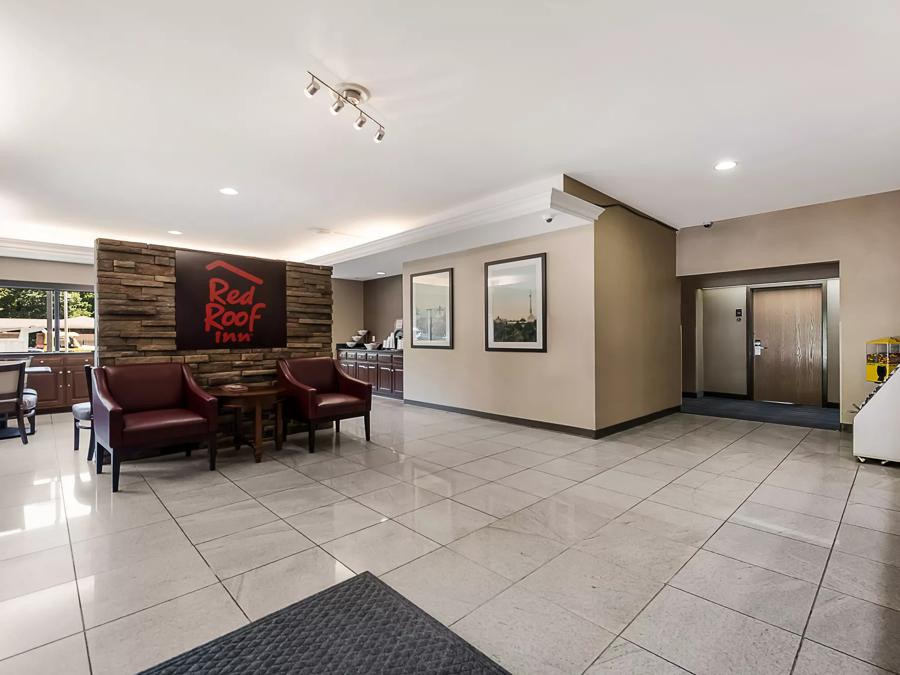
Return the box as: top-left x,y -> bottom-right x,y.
305,71 -> 386,143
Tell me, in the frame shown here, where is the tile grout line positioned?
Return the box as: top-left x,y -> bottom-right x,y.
579,422 -> 812,674
788,462 -> 861,675
55,417 -> 95,675
437,415 -> 739,662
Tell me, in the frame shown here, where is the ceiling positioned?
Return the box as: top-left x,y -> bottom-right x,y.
1,1 -> 899,265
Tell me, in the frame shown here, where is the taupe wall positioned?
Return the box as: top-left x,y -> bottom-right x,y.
364,275 -> 402,343
678,189 -> 900,423
332,278 -> 364,351
701,286 -> 748,396
593,205 -> 682,428
0,257 -> 95,286
403,225 -> 597,431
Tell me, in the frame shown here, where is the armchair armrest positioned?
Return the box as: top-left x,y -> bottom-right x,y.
277,360 -> 317,419
336,364 -> 372,407
92,369 -> 124,448
182,366 -> 218,433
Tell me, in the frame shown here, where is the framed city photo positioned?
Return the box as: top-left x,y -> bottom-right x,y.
484,253 -> 546,352
410,268 -> 453,349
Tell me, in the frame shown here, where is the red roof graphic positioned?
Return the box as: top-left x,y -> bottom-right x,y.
205,260 -> 264,285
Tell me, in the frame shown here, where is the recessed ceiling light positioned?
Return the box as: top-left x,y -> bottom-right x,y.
714,159 -> 737,171
167,230 -> 183,235
376,271 -> 386,276
219,187 -> 239,196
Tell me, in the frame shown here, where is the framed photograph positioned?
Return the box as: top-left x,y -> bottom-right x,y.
410,268 -> 453,349
484,253 -> 546,352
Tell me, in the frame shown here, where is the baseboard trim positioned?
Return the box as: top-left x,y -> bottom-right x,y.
402,399 -> 682,440
594,406 -> 683,438
840,422 -> 854,433
682,391 -> 698,399
825,401 -> 839,409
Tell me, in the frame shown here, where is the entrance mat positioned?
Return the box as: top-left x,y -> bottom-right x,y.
140,572 -> 510,674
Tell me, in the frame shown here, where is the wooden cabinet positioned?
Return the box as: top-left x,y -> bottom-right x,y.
23,354 -> 93,412
337,349 -> 403,399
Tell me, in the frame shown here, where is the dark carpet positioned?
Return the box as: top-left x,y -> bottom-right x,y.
139,572 -> 510,675
682,396 -> 840,430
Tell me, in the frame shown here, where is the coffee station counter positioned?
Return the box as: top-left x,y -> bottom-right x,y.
336,347 -> 403,399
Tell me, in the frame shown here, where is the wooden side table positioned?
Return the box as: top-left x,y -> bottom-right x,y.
207,385 -> 285,462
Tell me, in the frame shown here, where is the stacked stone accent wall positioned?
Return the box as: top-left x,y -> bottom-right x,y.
95,239 -> 332,385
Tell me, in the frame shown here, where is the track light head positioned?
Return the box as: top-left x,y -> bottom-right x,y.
304,77 -> 320,98
353,113 -> 367,130
330,96 -> 345,115
374,126 -> 385,143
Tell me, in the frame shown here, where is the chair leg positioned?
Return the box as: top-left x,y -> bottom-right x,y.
111,452 -> 121,492
87,426 -> 95,462
308,425 -> 316,453
335,420 -> 340,434
208,434 -> 217,471
185,448 -> 192,458
74,419 -> 80,452
17,408 -> 27,445
96,443 -> 104,474
364,413 -> 371,442
28,414 -> 35,435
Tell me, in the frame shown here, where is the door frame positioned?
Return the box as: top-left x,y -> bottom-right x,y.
746,282 -> 828,407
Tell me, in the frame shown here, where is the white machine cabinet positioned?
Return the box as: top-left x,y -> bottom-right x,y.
854,367 -> 900,463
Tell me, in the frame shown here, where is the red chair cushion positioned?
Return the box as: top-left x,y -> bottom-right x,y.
105,364 -> 184,412
314,393 -> 366,417
122,409 -> 207,446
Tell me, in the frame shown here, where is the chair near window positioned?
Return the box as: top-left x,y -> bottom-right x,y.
73,364 -> 95,458
0,361 -> 38,444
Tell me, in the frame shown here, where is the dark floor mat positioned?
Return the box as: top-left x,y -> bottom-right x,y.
682,396 -> 840,430
139,572 -> 510,675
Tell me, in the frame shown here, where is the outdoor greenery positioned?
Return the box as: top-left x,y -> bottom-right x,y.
0,287 -> 94,318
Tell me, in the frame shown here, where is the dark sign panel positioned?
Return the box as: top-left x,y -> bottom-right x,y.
175,250 -> 286,350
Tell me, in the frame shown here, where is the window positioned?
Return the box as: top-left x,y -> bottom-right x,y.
0,285 -> 95,353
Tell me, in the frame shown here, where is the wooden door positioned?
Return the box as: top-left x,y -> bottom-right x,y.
752,286 -> 823,405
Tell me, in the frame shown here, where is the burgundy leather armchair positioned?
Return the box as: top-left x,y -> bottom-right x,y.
277,357 -> 372,452
92,363 -> 218,492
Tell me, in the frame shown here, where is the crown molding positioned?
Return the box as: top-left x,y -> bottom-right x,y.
0,238 -> 94,265
308,176 -> 603,267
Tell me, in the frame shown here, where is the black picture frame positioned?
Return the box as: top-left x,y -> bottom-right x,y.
484,253 -> 547,353
410,268 -> 454,349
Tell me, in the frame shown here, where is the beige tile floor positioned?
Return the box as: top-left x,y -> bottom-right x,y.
0,399 -> 898,674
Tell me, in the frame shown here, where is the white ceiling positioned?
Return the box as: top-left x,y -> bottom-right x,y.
1,1 -> 899,266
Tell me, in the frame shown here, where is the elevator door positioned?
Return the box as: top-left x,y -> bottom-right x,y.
752,286 -> 823,405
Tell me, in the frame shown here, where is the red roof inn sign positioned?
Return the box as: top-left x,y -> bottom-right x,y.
175,250 -> 287,350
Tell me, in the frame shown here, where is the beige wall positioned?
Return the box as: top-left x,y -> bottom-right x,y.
364,275 -> 403,343
701,286 -> 748,396
0,257 -> 95,286
678,189 -> 900,423
403,225 -> 597,430
594,206 -> 682,428
331,278 -> 364,352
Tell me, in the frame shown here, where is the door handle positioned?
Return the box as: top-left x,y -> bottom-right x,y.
753,339 -> 767,356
